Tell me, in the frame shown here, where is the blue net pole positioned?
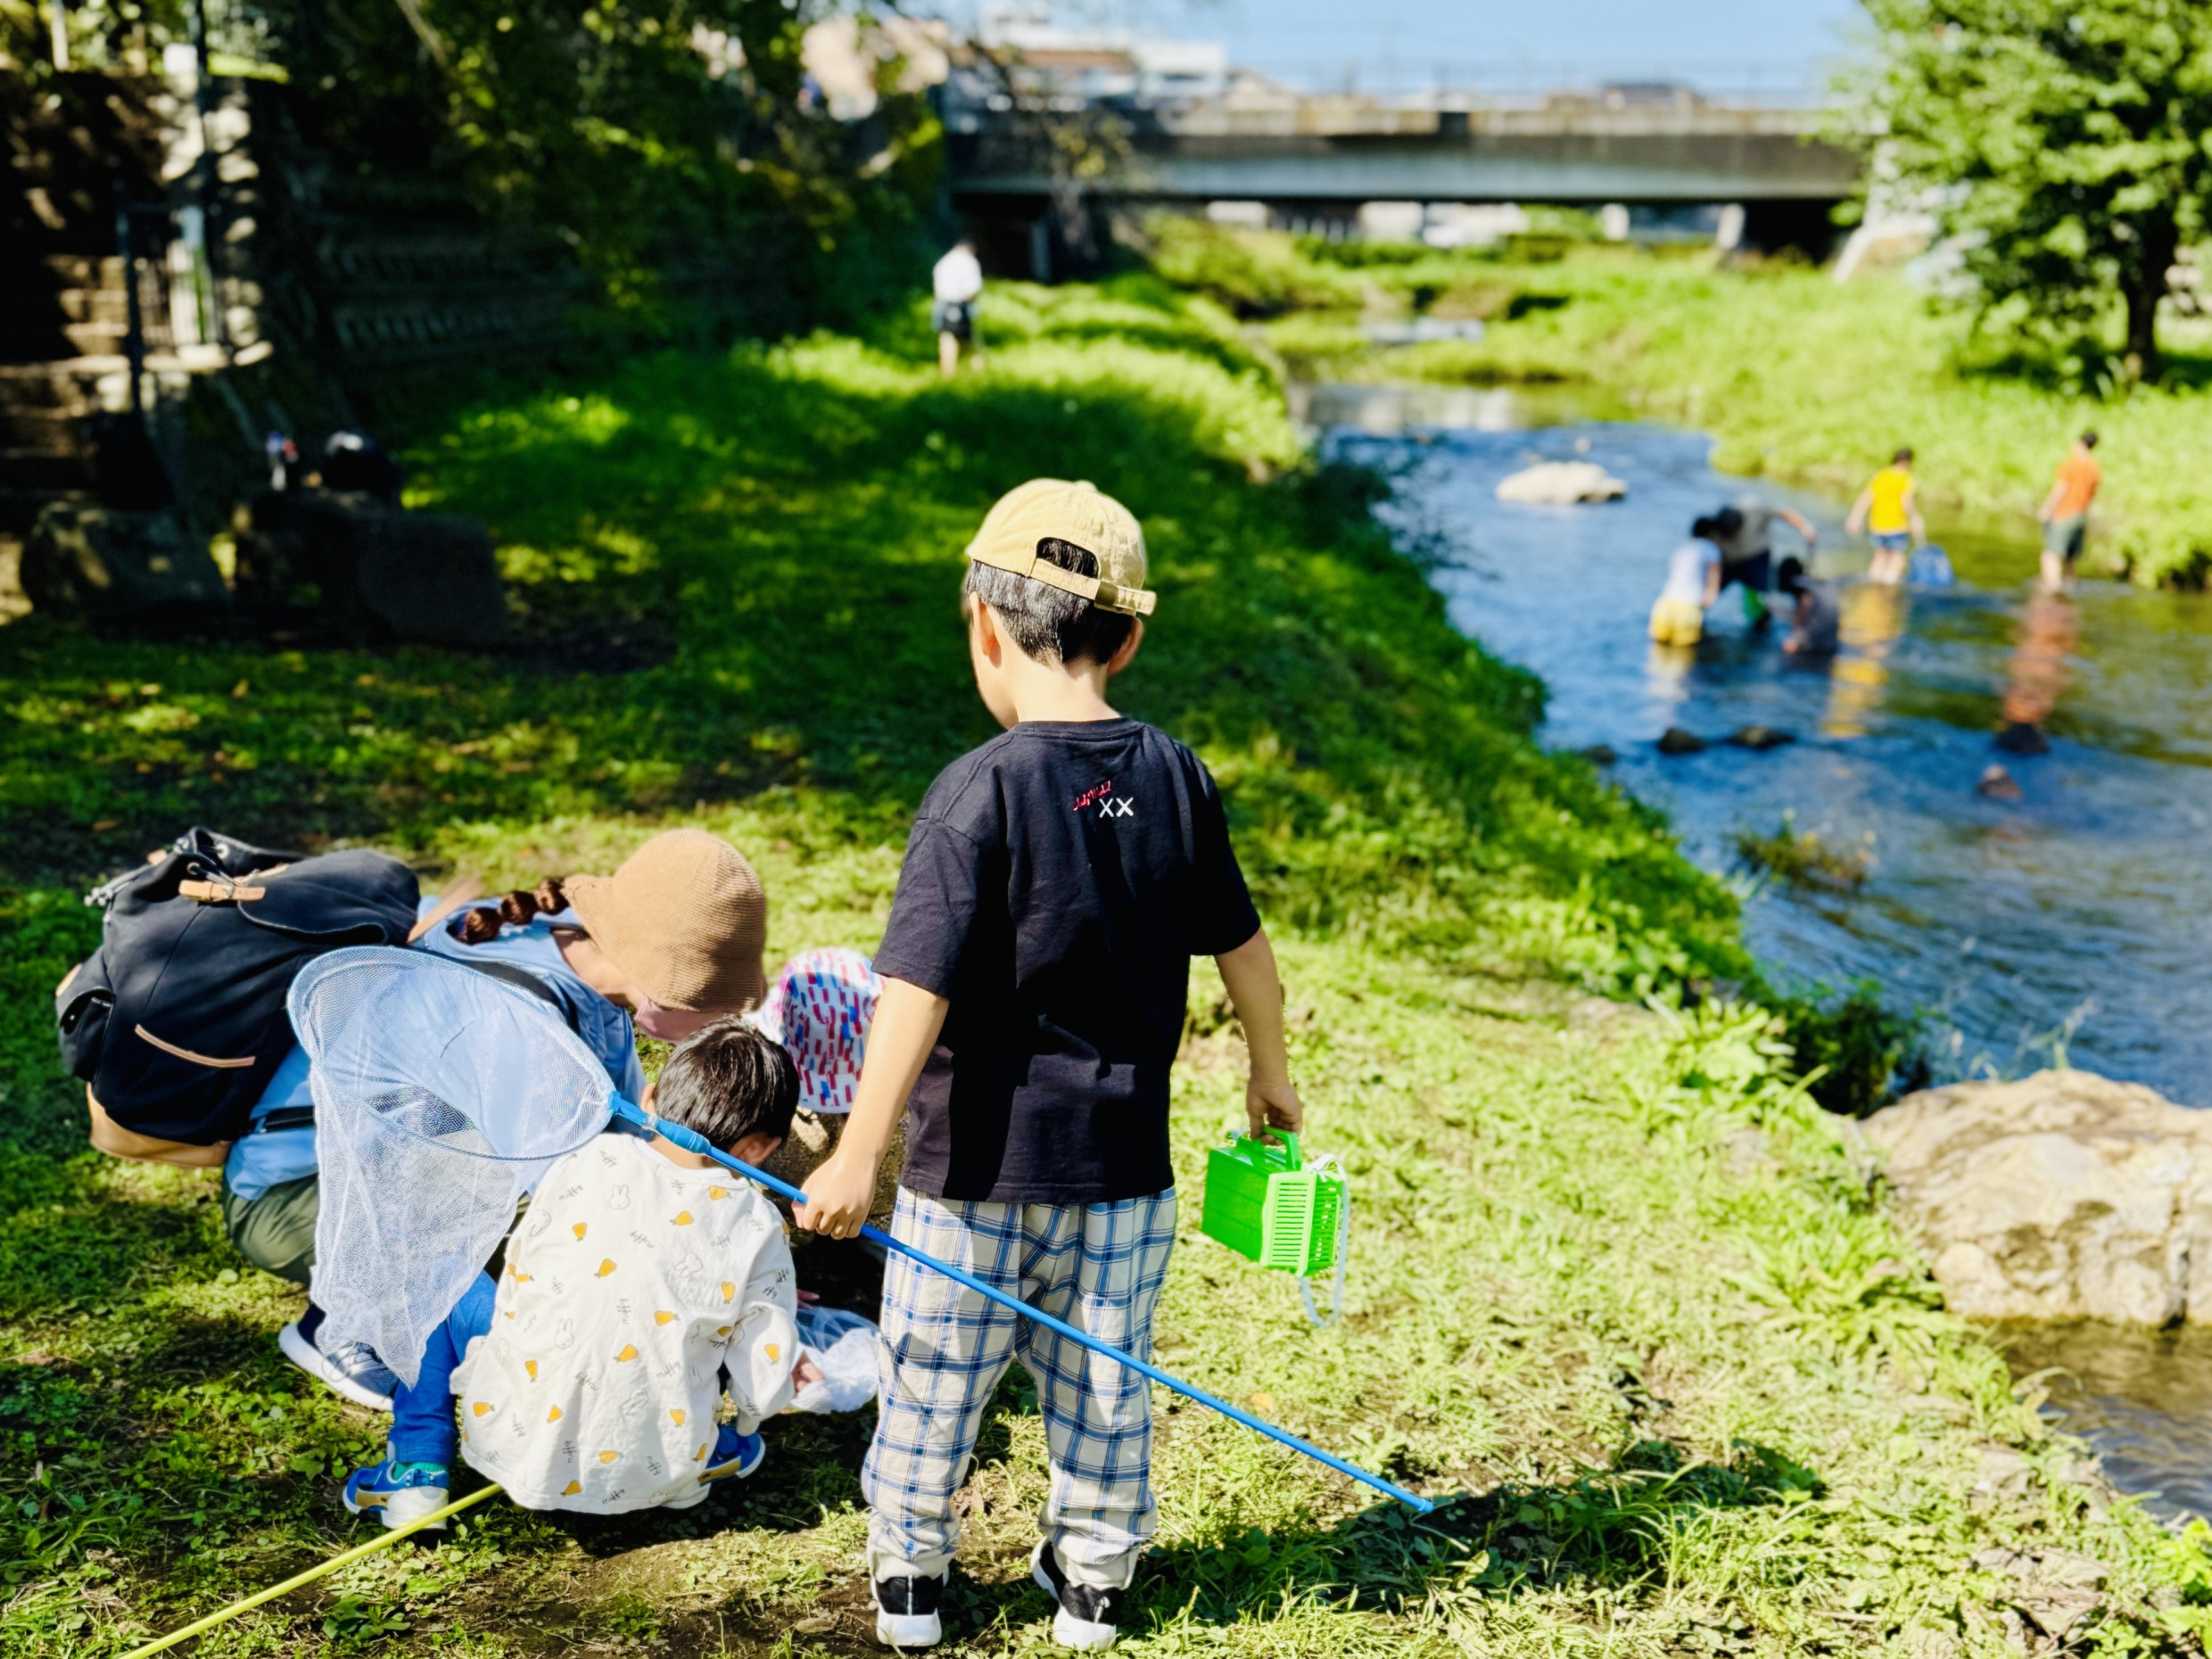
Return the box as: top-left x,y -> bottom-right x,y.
613,1098 -> 1433,1515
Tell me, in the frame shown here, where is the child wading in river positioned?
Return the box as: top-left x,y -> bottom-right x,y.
1847,447 -> 1924,585
343,1020 -> 813,1528
1648,515 -> 1726,647
794,478 -> 1304,1652
1778,556 -> 1841,659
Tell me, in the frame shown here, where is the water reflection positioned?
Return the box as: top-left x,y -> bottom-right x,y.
1646,641 -> 1696,711
1822,583 -> 1909,739
1999,591 -> 2081,753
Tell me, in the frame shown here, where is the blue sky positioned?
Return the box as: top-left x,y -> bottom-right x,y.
978,2 -> 1867,92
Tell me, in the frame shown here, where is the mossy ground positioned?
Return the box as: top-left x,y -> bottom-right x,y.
1147,217 -> 2212,588
3,278 -> 2209,1656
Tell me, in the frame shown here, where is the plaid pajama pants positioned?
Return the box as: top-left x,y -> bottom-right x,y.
863,1186 -> 1176,1590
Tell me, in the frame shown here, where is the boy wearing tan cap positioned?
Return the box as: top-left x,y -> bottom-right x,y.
796,479 -> 1303,1651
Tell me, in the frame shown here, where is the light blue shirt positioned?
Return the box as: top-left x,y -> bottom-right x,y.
222,896 -> 648,1201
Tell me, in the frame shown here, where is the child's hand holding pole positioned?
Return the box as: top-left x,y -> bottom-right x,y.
1217,928 -> 1303,1142
793,977 -> 947,1241
796,933 -> 1300,1232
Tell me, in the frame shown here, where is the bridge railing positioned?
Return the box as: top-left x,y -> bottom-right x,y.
1203,58 -> 1840,111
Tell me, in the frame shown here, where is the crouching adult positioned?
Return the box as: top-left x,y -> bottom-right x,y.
93,830 -> 772,1413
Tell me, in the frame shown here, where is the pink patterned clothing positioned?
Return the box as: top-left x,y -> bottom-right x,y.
755,948 -> 879,1116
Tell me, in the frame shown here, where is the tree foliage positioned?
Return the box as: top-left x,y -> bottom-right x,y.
291,0 -> 940,327
1851,0 -> 2212,384
4,0 -> 943,335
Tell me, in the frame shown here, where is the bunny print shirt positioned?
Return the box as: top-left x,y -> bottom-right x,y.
451,1132 -> 799,1513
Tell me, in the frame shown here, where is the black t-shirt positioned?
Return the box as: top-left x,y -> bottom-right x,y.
873,718 -> 1262,1204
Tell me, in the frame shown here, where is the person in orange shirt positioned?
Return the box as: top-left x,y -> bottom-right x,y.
2036,431 -> 2101,590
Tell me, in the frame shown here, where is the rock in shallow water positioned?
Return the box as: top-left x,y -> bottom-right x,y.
1727,725 -> 1795,751
1493,461 -> 1627,503
1861,1069 -> 2212,1326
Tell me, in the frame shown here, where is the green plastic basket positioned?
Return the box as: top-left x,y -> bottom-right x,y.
1199,1131 -> 1342,1275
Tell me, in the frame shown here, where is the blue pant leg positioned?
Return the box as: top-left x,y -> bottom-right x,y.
388,1273 -> 499,1466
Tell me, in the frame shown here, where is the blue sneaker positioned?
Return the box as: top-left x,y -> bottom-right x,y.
698,1423 -> 766,1484
343,1458 -> 450,1531
279,1319 -> 398,1412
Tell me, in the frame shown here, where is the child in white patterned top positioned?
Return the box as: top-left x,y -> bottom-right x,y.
342,1020 -> 820,1529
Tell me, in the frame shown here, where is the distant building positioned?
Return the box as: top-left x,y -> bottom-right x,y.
938,2 -> 1228,129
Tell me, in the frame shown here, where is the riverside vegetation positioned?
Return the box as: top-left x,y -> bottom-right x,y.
3,276 -> 2212,1655
1148,215 -> 2212,588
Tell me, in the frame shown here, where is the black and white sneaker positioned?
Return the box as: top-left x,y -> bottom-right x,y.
278,1318 -> 398,1412
1030,1541 -> 1122,1651
871,1570 -> 945,1649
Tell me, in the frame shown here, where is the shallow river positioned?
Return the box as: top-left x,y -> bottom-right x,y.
1308,383 -> 2212,1516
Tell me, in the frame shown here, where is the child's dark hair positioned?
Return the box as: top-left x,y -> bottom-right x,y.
962,540 -> 1135,667
1778,556 -> 1807,593
1893,446 -> 1914,464
1690,515 -> 1721,541
457,879 -> 566,945
2080,429 -> 2100,450
654,1019 -> 799,1151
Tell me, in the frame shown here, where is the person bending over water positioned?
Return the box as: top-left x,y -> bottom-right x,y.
1778,557 -> 1840,658
1648,516 -> 1726,648
1712,494 -> 1820,629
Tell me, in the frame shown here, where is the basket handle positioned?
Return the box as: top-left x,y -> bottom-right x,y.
1252,1127 -> 1300,1169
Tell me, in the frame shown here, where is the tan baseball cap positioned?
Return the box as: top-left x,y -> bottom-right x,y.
964,478 -> 1155,616
564,830 -> 768,1012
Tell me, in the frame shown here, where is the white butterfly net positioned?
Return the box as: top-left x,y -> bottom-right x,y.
291,946 -> 620,1388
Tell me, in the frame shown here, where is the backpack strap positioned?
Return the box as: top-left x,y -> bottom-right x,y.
179,876 -> 278,904
253,1105 -> 318,1135
452,958 -> 583,1033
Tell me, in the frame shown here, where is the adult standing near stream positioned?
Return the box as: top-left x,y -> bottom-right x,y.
932,237 -> 983,379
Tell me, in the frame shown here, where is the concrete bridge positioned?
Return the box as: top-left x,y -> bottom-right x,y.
946,92 -> 1860,260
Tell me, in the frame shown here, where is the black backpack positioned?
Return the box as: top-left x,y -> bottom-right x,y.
56,828 -> 421,1146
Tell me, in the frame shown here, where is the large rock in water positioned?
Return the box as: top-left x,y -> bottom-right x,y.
234,491 -> 503,646
1493,461 -> 1627,503
1861,1069 -> 2212,1325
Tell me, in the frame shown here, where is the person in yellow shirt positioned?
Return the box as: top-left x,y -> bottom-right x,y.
2036,431 -> 2101,591
1845,447 -> 1924,585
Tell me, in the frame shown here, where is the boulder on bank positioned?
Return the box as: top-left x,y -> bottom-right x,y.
20,501 -> 230,627
1494,461 -> 1627,504
1861,1069 -> 2212,1326
234,491 -> 503,646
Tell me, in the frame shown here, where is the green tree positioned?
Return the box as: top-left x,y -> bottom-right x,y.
0,0 -> 944,337
271,0 -> 940,330
1851,0 -> 2212,384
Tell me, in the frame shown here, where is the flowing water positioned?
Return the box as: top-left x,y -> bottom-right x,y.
1302,382 -> 2212,1515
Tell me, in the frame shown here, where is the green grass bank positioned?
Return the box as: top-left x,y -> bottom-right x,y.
1,277 -> 2209,1655
1149,218 -> 2212,588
